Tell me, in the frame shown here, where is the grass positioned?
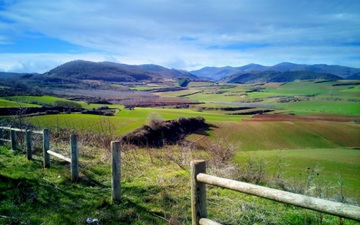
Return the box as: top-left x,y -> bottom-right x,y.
155,89 -> 200,97
130,86 -> 168,91
8,96 -> 77,105
188,121 -> 360,151
234,148 -> 360,202
186,92 -> 243,102
284,100 -> 360,115
1,143 -> 358,225
0,99 -> 39,108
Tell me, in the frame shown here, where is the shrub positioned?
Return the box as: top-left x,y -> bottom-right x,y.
54,100 -> 82,109
177,78 -> 190,87
196,106 -> 203,112
97,106 -> 109,110
146,112 -> 164,130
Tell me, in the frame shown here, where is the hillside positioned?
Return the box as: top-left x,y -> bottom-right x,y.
0,72 -> 39,79
218,70 -> 342,84
346,72 -> 360,80
43,60 -> 198,82
191,62 -> 360,80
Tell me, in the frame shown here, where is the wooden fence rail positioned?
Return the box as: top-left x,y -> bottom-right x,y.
0,126 -> 79,182
191,160 -> 360,225
0,126 -> 43,157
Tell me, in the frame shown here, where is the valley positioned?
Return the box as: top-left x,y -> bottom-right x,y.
0,61 -> 359,224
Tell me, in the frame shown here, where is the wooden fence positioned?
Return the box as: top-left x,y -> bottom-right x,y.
0,126 -> 78,181
191,160 -> 360,225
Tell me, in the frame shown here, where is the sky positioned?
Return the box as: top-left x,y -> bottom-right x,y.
0,0 -> 360,73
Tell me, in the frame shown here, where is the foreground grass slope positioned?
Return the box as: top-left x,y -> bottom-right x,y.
1,144 -> 359,225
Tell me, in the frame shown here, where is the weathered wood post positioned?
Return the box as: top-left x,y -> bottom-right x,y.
191,160 -> 207,225
0,128 -> 3,145
71,134 -> 79,182
111,141 -> 121,203
10,128 -> 16,151
43,129 -> 50,168
26,129 -> 32,160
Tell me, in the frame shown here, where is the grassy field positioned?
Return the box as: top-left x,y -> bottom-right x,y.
0,98 -> 40,108
189,121 -> 360,151
234,148 -> 360,202
284,100 -> 360,115
9,96 -> 77,105
28,107 -> 244,136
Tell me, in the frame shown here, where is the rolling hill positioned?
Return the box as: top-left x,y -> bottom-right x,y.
191,62 -> 360,80
218,70 -> 342,84
43,60 -> 198,82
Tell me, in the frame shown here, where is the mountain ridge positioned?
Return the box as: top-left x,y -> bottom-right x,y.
190,62 -> 360,80
218,70 -> 343,84
44,60 -> 198,82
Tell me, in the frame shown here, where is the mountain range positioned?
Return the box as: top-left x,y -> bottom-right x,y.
190,62 -> 360,80
1,61 -> 360,84
218,71 -> 342,84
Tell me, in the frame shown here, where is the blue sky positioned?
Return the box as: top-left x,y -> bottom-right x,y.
0,0 -> 359,73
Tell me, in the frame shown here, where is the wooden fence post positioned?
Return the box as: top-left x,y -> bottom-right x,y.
0,128 -> 3,145
26,130 -> 32,160
43,129 -> 50,168
111,141 -> 121,203
71,134 -> 79,182
191,160 -> 207,225
10,128 -> 16,151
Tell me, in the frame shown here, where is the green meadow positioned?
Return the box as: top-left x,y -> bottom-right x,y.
0,98 -> 40,108
235,148 -> 360,201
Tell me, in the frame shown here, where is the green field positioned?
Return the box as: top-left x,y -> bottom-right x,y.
28,107 -> 244,135
0,98 -> 40,108
188,121 -> 360,151
9,96 -> 77,105
235,148 -> 360,201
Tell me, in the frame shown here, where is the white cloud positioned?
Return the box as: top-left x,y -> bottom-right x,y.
0,0 -> 359,72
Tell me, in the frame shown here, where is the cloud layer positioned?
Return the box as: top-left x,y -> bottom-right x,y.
0,0 -> 359,73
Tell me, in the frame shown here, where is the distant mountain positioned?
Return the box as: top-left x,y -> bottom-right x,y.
218,70 -> 342,84
134,64 -> 198,79
345,72 -> 360,80
44,60 -> 198,82
0,72 -> 39,79
270,62 -> 360,78
191,62 -> 360,80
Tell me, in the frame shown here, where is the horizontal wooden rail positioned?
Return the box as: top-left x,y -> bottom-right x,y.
47,150 -> 71,163
0,126 -> 43,134
32,130 -> 43,135
0,138 -> 11,142
199,218 -> 221,225
197,173 -> 360,222
11,128 -> 26,132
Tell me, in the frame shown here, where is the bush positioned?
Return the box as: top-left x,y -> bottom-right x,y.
97,106 -> 109,110
45,110 -> 60,115
146,112 -> 164,130
196,106 -> 203,112
54,100 -> 82,109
